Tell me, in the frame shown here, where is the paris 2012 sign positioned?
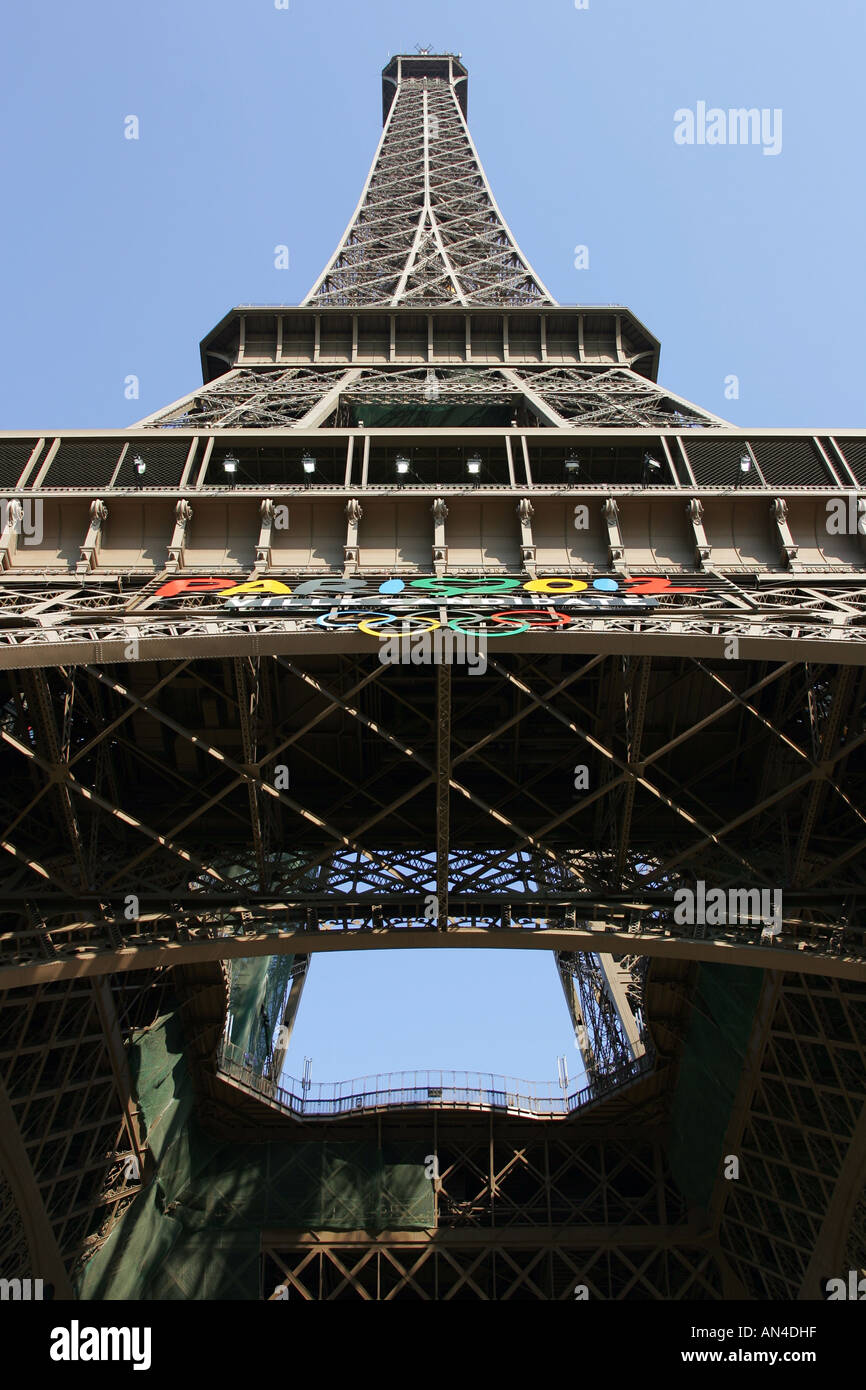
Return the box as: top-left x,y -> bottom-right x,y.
153,574 -> 709,637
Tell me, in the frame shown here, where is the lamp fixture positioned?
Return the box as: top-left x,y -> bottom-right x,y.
564,454 -> 581,482
642,453 -> 662,484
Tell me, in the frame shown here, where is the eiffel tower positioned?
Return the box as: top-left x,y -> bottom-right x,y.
0,51 -> 865,1303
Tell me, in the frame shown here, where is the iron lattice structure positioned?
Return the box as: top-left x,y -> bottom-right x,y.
145,364 -> 718,432
0,52 -> 865,1301
304,54 -> 553,307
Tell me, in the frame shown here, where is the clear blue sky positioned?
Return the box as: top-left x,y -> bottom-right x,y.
2,0 -> 863,1081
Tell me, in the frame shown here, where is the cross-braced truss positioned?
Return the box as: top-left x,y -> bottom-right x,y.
261,1122 -> 722,1300
557,951 -> 649,1081
713,971 -> 866,1299
507,366 -> 718,428
144,364 -> 718,430
305,76 -> 554,307
0,969 -> 169,1285
1,651 -> 864,984
5,580 -> 866,662
145,367 -> 351,430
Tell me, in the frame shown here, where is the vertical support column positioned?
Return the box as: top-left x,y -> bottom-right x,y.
166,500 -> 193,572
436,663 -> 451,931
255,499 -> 276,573
771,497 -> 799,570
432,498 -> 448,575
76,500 -> 108,574
0,501 -> 24,571
344,498 -> 362,572
686,498 -> 712,569
603,498 -> 626,572
517,498 -> 536,575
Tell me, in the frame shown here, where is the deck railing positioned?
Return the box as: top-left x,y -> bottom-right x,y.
216,1041 -> 651,1120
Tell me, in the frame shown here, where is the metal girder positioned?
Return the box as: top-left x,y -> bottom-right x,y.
2,917 -> 864,990
21,670 -> 88,889
792,665 -> 854,883
616,655 -> 651,881
436,664 -> 450,928
141,362 -> 722,429
234,657 -> 267,889
2,647 -> 865,991
557,947 -> 649,1080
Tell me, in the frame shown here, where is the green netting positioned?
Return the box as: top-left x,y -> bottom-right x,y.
668,962 -> 764,1209
228,955 -> 296,1069
76,1003 -> 433,1300
223,854 -> 316,1070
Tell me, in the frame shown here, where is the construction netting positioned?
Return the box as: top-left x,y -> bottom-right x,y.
76,1001 -> 434,1300
668,962 -> 764,1209
226,954 -> 296,1071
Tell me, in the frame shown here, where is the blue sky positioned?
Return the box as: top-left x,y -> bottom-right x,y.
1,0 -> 863,1080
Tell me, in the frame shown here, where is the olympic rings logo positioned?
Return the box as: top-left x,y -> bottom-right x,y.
315,608 -> 578,637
